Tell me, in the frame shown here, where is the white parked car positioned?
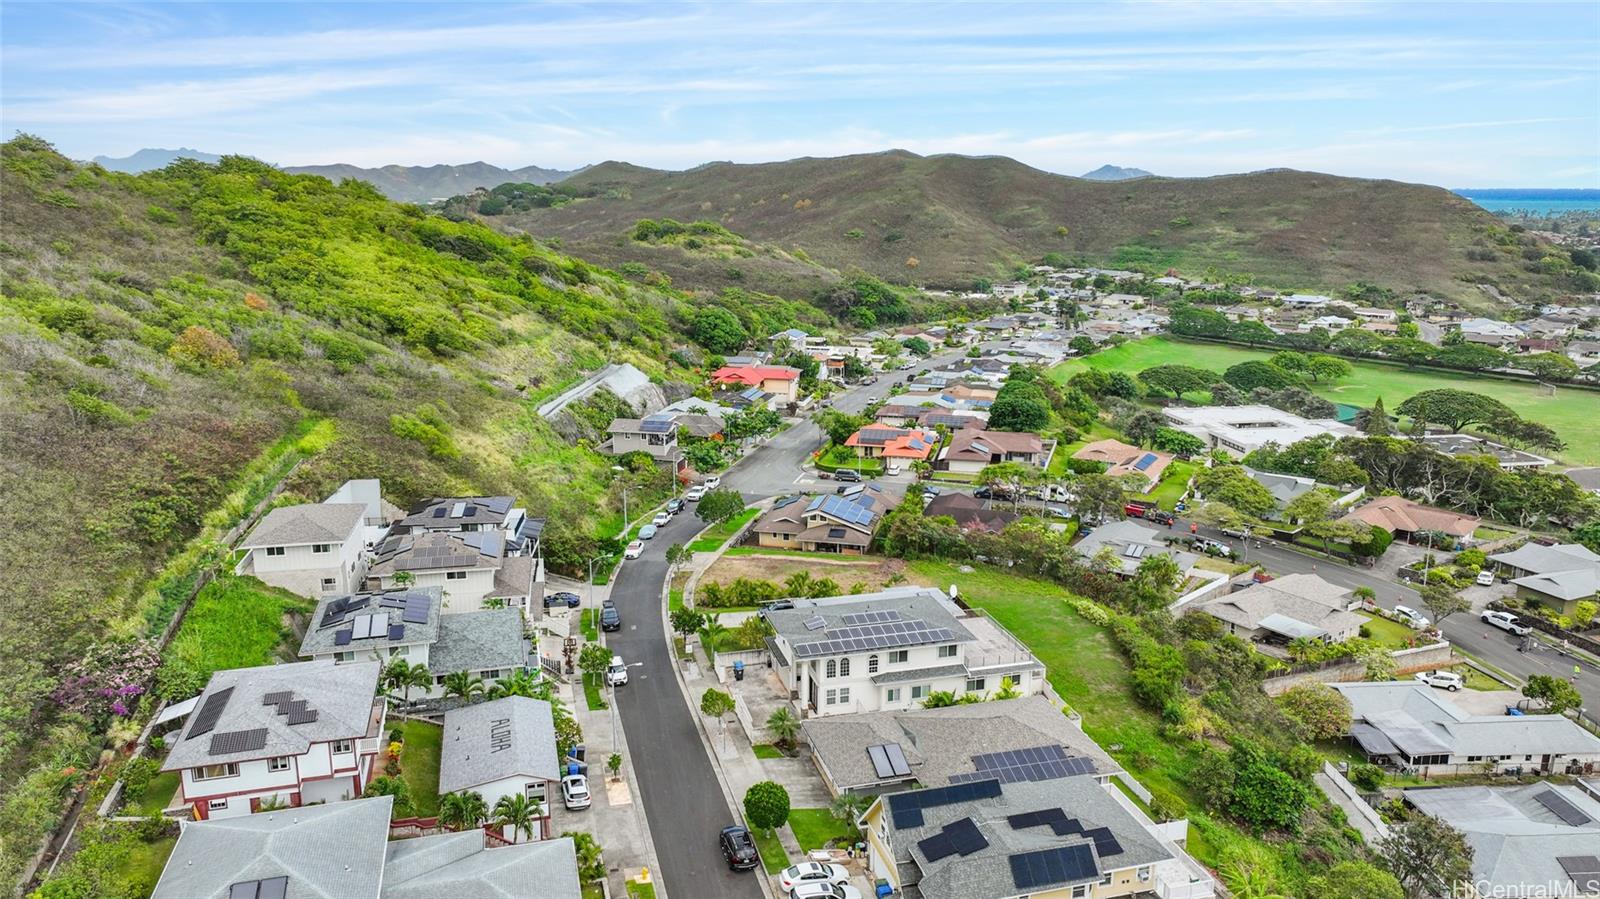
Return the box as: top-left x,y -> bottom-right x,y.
1481,610 -> 1531,636
703,475 -> 722,490
1392,605 -> 1431,629
607,655 -> 629,687
1476,569 -> 1495,587
778,862 -> 850,893
887,463 -> 902,476
561,774 -> 591,810
623,540 -> 645,560
652,511 -> 672,527
685,485 -> 707,501
789,883 -> 863,899
1414,670 -> 1464,691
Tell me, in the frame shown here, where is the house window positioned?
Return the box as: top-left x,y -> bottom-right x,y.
838,688 -> 850,705
938,645 -> 957,659
1072,886 -> 1089,899
195,763 -> 238,781
267,756 -> 291,773
435,675 -> 447,686
312,543 -> 332,554
886,688 -> 900,703
826,689 -> 838,705
446,571 -> 468,580
481,670 -> 501,680
911,685 -> 929,700
966,678 -> 986,693
264,546 -> 285,557
1101,873 -> 1113,886
839,658 -> 851,677
888,650 -> 908,664
332,740 -> 354,754
389,646 -> 408,658
208,799 -> 229,811
334,651 -> 355,662
826,660 -> 837,678
868,655 -> 879,674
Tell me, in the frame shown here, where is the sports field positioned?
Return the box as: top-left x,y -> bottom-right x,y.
1049,337 -> 1600,465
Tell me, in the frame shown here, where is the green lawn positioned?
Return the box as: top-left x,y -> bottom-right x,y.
580,607 -> 600,642
112,834 -> 176,895
399,719 -> 442,817
752,744 -> 785,759
751,827 -> 789,873
162,575 -> 312,690
788,808 -> 857,852
816,444 -> 885,474
1048,422 -> 1121,477
669,588 -> 685,613
583,674 -> 608,711
1357,610 -> 1422,649
1143,459 -> 1196,510
583,883 -> 606,899
1474,524 -> 1518,541
688,507 -> 761,552
625,882 -> 657,899
1049,336 -> 1600,465
123,770 -> 180,816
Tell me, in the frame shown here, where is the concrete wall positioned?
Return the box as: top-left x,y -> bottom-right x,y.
1261,642 -> 1453,696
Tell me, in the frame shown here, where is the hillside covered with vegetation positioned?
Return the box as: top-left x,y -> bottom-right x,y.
502,150 -> 1588,307
0,135 -> 828,884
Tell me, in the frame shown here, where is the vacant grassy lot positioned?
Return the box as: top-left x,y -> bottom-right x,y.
702,551 -> 910,592
1144,459 -> 1197,510
689,507 -> 761,552
788,807 -> 857,851
399,719 -> 443,817
1050,337 -> 1600,464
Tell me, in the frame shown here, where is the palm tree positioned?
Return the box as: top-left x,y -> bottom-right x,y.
384,660 -> 434,707
442,671 -> 486,702
487,669 -> 540,700
830,791 -> 870,826
493,793 -> 541,844
699,613 -> 728,654
765,707 -> 800,751
440,790 -> 487,831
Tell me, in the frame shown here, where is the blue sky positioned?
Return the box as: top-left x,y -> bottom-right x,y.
2,1 -> 1596,186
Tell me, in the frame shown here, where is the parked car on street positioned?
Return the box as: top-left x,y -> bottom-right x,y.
719,825 -> 760,871
1146,509 -> 1176,526
1219,525 -> 1251,539
1415,670 -> 1463,691
778,862 -> 851,893
1392,605 -> 1431,629
601,601 -> 621,632
790,884 -> 863,899
652,511 -> 672,527
623,540 -> 644,559
703,475 -> 722,489
543,591 -> 581,608
1192,537 -> 1233,558
1124,500 -> 1157,518
666,498 -> 685,514
1476,569 -> 1495,587
833,469 -> 862,484
606,654 -> 629,686
638,524 -> 658,540
1481,610 -> 1531,636
561,774 -> 591,810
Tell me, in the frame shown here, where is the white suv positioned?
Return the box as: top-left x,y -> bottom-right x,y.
1392,605 -> 1431,629
1480,610 -> 1531,636
685,485 -> 707,501
607,655 -> 629,687
1414,670 -> 1464,691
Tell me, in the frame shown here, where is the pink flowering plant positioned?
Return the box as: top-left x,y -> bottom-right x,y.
52,640 -> 162,724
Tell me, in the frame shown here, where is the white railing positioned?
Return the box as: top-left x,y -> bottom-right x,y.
1157,876 -> 1218,899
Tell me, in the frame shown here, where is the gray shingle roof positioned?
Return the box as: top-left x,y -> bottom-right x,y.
398,496 -> 516,530
766,587 -> 975,655
803,696 -> 1117,791
1405,784 -> 1600,897
298,588 -> 443,659
1072,520 -> 1198,576
163,660 -> 382,771
151,794 -> 391,899
870,664 -> 968,685
240,503 -> 366,548
383,831 -> 581,899
1198,574 -> 1363,640
439,696 -> 559,794
1332,682 -> 1600,758
430,609 -> 529,674
369,530 -> 504,575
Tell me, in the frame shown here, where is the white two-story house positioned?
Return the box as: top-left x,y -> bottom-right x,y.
299,587 -> 529,699
162,659 -> 385,820
764,587 -> 1045,717
235,502 -> 367,597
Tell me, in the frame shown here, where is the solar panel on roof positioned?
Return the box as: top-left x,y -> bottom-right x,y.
955,746 -> 1097,785
843,610 -> 902,625
388,623 -> 406,641
286,707 -> 319,725
209,728 -> 267,756
352,614 -> 372,639
1535,789 -> 1593,826
230,876 -> 288,899
887,779 -> 1003,828
262,691 -> 292,706
1123,544 -> 1146,558
450,502 -> 466,518
432,507 -> 446,518
403,602 -> 429,624
1009,844 -> 1098,891
187,687 -> 233,739
1558,858 -> 1600,895
334,629 -> 352,646
1133,453 -> 1158,472
884,742 -> 912,777
868,744 -> 897,779
803,616 -> 827,631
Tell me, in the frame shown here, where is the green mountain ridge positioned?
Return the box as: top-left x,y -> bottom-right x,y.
497,150 -> 1576,306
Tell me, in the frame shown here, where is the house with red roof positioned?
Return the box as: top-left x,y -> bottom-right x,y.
711,365 -> 801,408
844,426 -> 939,461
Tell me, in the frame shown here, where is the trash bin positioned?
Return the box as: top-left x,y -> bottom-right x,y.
733,660 -> 745,681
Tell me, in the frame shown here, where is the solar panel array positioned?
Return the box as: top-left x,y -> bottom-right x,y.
792,618 -> 957,659
319,594 -> 372,628
1009,844 -> 1098,891
402,594 -> 430,624
948,745 -> 1097,786
209,727 -> 268,756
1006,808 -> 1125,858
640,416 -> 676,433
1122,544 -> 1147,559
187,686 -> 234,739
868,743 -> 913,779
918,816 -> 990,862
1535,789 -> 1594,826
887,778 -> 1002,829
803,616 -> 828,631
388,623 -> 406,641
1557,857 -> 1600,895
229,876 -> 288,899
858,428 -> 901,445
1133,453 -> 1159,472
814,494 -> 876,526
843,610 -> 902,626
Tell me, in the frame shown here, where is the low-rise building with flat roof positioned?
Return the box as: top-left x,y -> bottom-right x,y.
1419,434 -> 1553,469
1162,405 -> 1356,456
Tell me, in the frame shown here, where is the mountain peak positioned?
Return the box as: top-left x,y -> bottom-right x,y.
1080,164 -> 1154,181
92,147 -> 225,172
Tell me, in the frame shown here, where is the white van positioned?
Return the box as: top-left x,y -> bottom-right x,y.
607,655 -> 629,687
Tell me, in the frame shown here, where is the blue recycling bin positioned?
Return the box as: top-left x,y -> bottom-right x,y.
733,660 -> 745,681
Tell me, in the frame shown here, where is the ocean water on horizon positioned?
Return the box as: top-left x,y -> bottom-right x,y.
1456,193 -> 1600,216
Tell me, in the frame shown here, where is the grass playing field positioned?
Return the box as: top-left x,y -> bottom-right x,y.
1049,337 -> 1600,465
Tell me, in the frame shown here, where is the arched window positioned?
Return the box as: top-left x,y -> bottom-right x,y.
867,654 -> 879,674
839,657 -> 851,677
825,659 -> 837,678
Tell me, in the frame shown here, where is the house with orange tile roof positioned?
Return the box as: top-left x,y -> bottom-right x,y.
1071,439 -> 1173,492
1341,495 -> 1480,543
844,426 -> 939,461
710,365 -> 801,406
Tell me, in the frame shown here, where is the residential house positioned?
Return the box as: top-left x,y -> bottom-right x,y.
874,403 -> 932,426
393,495 -> 544,557
1351,307 -> 1398,323
711,365 -> 801,408
771,327 -> 810,352
764,587 -> 1044,716
1458,317 -> 1525,346
235,502 -> 367,598
1361,320 -> 1401,335
1300,314 -> 1353,332
1162,405 -> 1357,456
1419,434 -> 1553,470
1071,440 -> 1172,492
601,413 -> 682,467
1280,293 -> 1332,310
918,409 -> 988,431
440,696 -> 561,842
923,492 -> 1018,534
939,428 -> 1050,474
803,696 -> 1119,797
324,478 -> 395,528
1567,340 -> 1600,368
845,426 -> 939,463
1071,521 -> 1198,577
862,775 -> 1215,899
1195,574 -> 1365,645
1094,292 -> 1145,309
299,588 -> 528,698
1516,337 -> 1564,355
161,660 -> 385,820
1342,495 -> 1480,544
1519,316 -> 1577,339
992,281 -> 1029,299
1332,681 -> 1600,776
366,530 -> 536,613
750,488 -> 898,555
150,795 -> 582,899
1230,467 -> 1363,522
1402,784 -> 1600,899
1487,542 -> 1600,617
